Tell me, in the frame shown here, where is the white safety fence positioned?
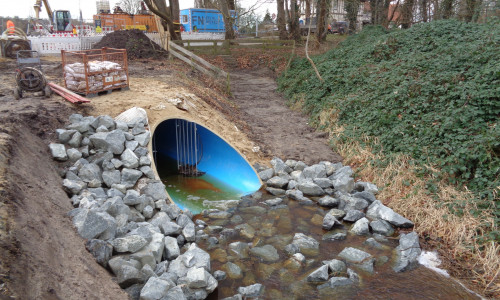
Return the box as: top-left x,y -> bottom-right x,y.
28,33 -> 163,55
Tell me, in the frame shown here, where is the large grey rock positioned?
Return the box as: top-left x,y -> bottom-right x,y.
49,143 -> 68,161
85,239 -> 113,267
112,235 -> 148,253
56,129 -> 77,143
330,166 -> 353,180
132,230 -> 165,265
164,236 -> 180,260
266,176 -> 289,189
67,120 -> 91,133
353,191 -> 377,203
121,168 -> 143,188
164,205 -> 182,220
370,219 -> 394,236
393,232 -> 421,272
161,286 -> 185,300
121,148 -> 140,168
63,179 -> 86,195
292,233 -> 319,256
354,181 -> 379,194
237,283 -> 264,298
350,217 -> 370,236
297,181 -> 325,197
66,148 -> 82,161
228,242 -> 249,259
181,243 -> 211,271
314,178 -> 333,189
326,277 -> 353,289
141,181 -> 167,201
109,257 -> 144,288
307,265 -> 329,282
161,221 -> 182,236
322,231 -> 347,241
135,132 -> 151,147
322,213 -> 341,230
140,166 -> 155,179
102,170 -> 121,188
89,132 -> 109,151
140,277 -> 175,300
341,194 -> 369,211
235,223 -> 256,239
182,223 -> 196,242
258,168 -> 274,181
186,267 -> 209,289
78,163 -> 102,185
266,187 -> 286,196
323,259 -> 346,274
332,175 -> 355,194
124,190 -> 142,205
106,129 -> 127,154
271,157 -> 292,174
224,262 -> 242,279
302,164 -> 327,179
73,209 -> 113,240
97,115 -> 115,130
343,210 -> 365,222
285,189 -> 305,201
366,200 -> 414,228
68,131 -> 83,148
213,270 -> 226,281
249,244 -> 279,262
317,196 -> 339,207
264,198 -> 284,206
338,247 -> 372,263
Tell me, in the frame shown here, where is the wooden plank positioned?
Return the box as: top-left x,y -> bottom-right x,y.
169,42 -> 227,77
169,48 -> 213,77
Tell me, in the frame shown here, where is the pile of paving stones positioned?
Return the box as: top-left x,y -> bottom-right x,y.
49,114 -> 225,300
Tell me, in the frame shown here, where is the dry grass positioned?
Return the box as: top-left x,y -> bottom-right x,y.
318,109 -> 500,298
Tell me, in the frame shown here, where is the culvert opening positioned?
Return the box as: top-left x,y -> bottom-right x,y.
152,118 -> 262,213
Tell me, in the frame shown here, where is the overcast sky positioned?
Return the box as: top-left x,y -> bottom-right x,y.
2,0 -> 277,20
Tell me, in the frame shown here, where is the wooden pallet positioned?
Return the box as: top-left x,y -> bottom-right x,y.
83,86 -> 130,98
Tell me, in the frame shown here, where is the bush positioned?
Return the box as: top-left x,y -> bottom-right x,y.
278,20 -> 499,232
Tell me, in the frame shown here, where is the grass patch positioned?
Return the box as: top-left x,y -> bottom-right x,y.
280,19 -> 500,297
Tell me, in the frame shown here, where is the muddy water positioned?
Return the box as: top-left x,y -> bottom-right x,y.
196,192 -> 481,300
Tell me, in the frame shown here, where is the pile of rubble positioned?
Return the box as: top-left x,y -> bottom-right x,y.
49,114 -> 221,299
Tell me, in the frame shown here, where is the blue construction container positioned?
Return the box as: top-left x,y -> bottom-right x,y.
180,8 -> 237,33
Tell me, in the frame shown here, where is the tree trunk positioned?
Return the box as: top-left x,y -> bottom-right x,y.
305,0 -> 311,21
169,0 -> 179,22
220,0 -> 235,39
460,0 -> 478,21
289,0 -> 301,41
441,0 -> 454,19
144,0 -> 181,40
316,0 -> 328,42
344,0 -> 360,33
421,0 -> 428,22
277,0 -> 288,40
285,0 -> 291,34
401,0 -> 415,28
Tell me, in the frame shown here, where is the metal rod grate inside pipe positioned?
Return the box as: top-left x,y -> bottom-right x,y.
175,119 -> 204,177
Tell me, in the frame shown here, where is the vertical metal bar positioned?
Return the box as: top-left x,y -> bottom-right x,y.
188,121 -> 192,175
194,124 -> 198,176
175,120 -> 180,171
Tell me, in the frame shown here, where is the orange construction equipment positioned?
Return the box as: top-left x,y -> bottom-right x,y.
93,13 -> 158,32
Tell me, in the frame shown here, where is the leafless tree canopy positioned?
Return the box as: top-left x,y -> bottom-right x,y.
119,0 -> 142,14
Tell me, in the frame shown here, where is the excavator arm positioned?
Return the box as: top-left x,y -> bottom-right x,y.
33,0 -> 53,20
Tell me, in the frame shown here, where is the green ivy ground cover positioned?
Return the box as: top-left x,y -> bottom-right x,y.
278,20 -> 499,239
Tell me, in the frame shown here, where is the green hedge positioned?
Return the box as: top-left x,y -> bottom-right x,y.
278,19 -> 499,232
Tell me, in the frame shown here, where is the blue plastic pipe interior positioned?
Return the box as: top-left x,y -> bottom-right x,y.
152,118 -> 262,213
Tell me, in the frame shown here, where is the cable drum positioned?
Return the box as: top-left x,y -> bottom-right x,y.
16,67 -> 46,92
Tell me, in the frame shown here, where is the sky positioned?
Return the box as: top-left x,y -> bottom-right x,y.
1,0 -> 277,20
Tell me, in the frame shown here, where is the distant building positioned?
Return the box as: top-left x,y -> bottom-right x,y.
180,8 -> 237,33
329,0 -> 371,30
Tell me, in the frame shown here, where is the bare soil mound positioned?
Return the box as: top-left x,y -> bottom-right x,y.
93,29 -> 167,60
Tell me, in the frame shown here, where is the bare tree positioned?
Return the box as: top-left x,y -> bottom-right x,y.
289,0 -> 301,41
143,0 -> 181,40
316,0 -> 329,42
344,0 -> 360,33
441,0 -> 455,18
218,0 -> 236,39
305,0 -> 312,20
119,0 -> 142,14
401,0 -> 415,28
421,0 -> 429,22
195,0 -> 216,8
277,0 -> 288,39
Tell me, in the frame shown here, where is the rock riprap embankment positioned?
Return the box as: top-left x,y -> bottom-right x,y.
50,114 -> 222,300
197,157 -> 421,299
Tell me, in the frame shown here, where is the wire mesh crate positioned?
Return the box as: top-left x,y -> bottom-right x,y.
61,47 -> 129,96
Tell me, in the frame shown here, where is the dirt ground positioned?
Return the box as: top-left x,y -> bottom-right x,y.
230,68 -> 342,165
0,50 -> 342,299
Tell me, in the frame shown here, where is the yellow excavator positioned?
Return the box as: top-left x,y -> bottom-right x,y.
33,0 -> 73,33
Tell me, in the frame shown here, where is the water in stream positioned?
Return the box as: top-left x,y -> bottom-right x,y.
193,192 -> 482,300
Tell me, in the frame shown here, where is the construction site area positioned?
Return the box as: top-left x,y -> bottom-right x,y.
0,0 -> 498,299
